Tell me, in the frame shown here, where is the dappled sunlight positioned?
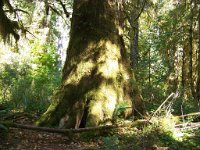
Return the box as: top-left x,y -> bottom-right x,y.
88,100 -> 104,125
1,0 -> 200,149
63,39 -> 123,86
97,40 -> 121,78
64,59 -> 95,85
98,59 -> 119,78
105,41 -> 119,56
101,85 -> 117,117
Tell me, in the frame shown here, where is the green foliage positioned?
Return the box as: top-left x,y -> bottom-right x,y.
133,0 -> 199,116
102,135 -> 119,150
85,115 -> 200,149
100,122 -> 179,149
113,102 -> 130,119
0,42 -> 61,113
0,122 -> 8,144
172,96 -> 199,115
0,124 -> 7,131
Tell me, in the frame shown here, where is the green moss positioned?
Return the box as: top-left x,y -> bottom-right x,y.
38,0 -> 134,128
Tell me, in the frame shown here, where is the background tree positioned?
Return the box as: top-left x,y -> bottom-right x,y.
196,2 -> 200,100
132,0 -> 199,114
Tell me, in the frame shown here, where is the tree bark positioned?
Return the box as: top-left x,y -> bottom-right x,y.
2,119 -> 149,134
189,0 -> 195,97
37,0 -> 135,128
182,47 -> 186,88
127,0 -> 146,117
131,22 -> 139,67
0,1 -> 19,41
196,6 -> 200,100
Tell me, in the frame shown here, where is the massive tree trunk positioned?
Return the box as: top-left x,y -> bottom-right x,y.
37,0 -> 134,128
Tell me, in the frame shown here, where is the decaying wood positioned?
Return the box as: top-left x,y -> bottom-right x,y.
175,122 -> 200,130
0,119 -> 149,134
175,122 -> 200,127
177,112 -> 200,118
1,122 -> 117,134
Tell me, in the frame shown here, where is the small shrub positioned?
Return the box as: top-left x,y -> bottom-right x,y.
0,124 -> 8,144
102,135 -> 119,150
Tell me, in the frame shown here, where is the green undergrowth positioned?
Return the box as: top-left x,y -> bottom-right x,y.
0,121 -> 8,144
1,110 -> 200,149
79,116 -> 200,150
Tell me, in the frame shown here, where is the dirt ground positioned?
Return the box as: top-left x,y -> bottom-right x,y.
0,128 -> 100,150
0,114 -> 100,150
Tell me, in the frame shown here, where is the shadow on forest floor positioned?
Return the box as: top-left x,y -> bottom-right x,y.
1,112 -> 200,150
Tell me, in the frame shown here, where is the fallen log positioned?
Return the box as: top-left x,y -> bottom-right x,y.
1,122 -> 117,134
175,122 -> 200,128
0,119 -> 149,134
178,112 -> 200,118
175,122 -> 200,130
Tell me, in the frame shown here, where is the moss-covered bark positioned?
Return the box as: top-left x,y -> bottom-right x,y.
37,0 -> 133,128
196,8 -> 200,99
0,1 -> 19,41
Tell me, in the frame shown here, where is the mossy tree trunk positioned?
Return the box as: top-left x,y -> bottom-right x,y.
189,0 -> 195,97
196,7 -> 200,100
37,0 -> 135,128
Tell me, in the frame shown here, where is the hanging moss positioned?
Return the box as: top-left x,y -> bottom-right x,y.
0,1 -> 19,42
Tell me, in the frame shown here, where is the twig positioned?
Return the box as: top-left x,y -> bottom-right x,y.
133,0 -> 147,22
4,9 -> 29,15
149,93 -> 175,120
57,0 -> 70,18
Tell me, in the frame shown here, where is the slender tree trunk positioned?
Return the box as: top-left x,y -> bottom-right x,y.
189,0 -> 195,97
128,1 -> 146,116
129,0 -> 140,68
172,46 -> 178,91
196,6 -> 200,99
182,47 -> 186,88
131,22 -> 139,67
37,0 -> 137,128
148,48 -> 151,86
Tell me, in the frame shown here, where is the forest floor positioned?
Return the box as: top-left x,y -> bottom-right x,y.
1,112 -> 200,150
0,128 -> 99,150
0,113 -> 100,150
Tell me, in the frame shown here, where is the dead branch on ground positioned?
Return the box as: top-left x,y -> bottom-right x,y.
0,119 -> 149,134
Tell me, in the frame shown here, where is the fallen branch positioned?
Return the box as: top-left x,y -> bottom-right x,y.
178,124 -> 200,131
1,122 -> 117,134
177,112 -> 200,119
149,93 -> 175,120
175,122 -> 200,130
175,122 -> 200,128
1,119 -> 149,134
